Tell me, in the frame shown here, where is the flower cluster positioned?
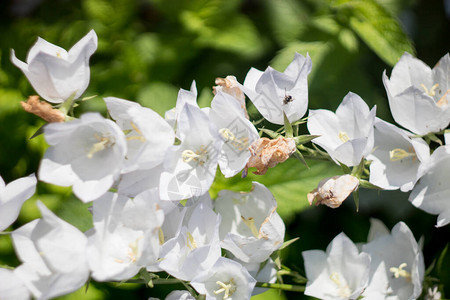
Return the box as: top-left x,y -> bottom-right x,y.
1,30 -> 448,300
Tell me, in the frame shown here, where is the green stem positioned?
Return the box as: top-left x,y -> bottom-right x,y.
256,282 -> 305,292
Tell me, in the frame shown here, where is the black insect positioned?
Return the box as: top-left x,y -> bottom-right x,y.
282,88 -> 293,105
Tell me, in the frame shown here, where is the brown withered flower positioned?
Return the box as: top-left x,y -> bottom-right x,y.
245,137 -> 296,175
21,95 -> 65,123
307,175 -> 359,208
213,75 -> 249,119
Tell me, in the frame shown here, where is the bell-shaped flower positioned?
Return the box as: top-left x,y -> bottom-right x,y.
367,118 -> 430,192
362,222 -> 424,300
160,104 -> 222,201
86,190 -> 164,281
215,182 -> 285,263
409,145 -> 450,227
213,76 -> 249,118
307,92 -> 376,166
38,113 -> 127,202
11,201 -> 89,299
0,268 -> 30,300
165,81 -> 199,130
383,52 -> 450,135
11,30 -> 98,103
190,257 -> 257,300
210,92 -> 259,177
104,97 -> 175,173
241,52 -> 312,124
0,173 -> 36,231
302,232 -> 371,300
158,199 -> 222,281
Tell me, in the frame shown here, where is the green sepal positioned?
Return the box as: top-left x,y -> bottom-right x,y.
293,149 -> 309,168
259,128 -> 280,139
294,135 -> 319,145
358,179 -> 382,190
353,188 -> 359,212
339,162 -> 351,174
283,112 -> 293,138
351,158 -> 365,178
81,95 -> 98,101
437,243 -> 449,276
29,124 -> 46,139
279,237 -> 300,250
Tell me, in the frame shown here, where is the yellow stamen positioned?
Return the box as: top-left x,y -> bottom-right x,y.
214,279 -> 237,299
219,128 -> 249,151
158,227 -> 165,245
330,272 -> 351,298
389,147 -> 416,162
181,146 -> 208,165
421,83 -> 439,97
390,263 -> 411,281
126,121 -> 146,142
187,232 -> 197,250
241,216 -> 259,238
338,131 -> 350,143
56,51 -> 62,58
127,236 -> 143,263
436,89 -> 450,108
87,134 -> 115,158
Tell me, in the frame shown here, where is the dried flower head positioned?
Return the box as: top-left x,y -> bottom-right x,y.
21,95 -> 65,123
307,175 -> 359,208
213,75 -> 248,119
245,137 -> 296,175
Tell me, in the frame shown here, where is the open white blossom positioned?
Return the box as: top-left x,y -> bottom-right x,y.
12,202 -> 89,300
367,118 -> 430,192
39,113 -> 127,202
362,222 -> 424,300
0,173 -> 36,232
215,182 -> 285,263
383,52 -> 450,135
11,30 -> 98,103
409,145 -> 450,227
241,52 -> 312,124
190,257 -> 257,300
210,92 -> 259,177
307,92 -> 376,166
303,232 -> 371,300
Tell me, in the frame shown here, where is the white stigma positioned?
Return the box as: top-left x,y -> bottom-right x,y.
390,263 -> 411,281
219,128 -> 249,151
330,272 -> 352,298
87,133 -> 115,158
181,145 -> 208,165
214,279 -> 237,299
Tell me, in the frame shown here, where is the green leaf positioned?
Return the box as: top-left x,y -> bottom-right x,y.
136,82 -> 178,116
331,0 -> 415,66
437,243 -> 449,276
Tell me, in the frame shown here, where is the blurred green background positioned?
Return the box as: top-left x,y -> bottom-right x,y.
0,0 -> 449,299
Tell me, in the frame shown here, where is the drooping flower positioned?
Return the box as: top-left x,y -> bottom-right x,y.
307,92 -> 376,167
240,52 -> 312,124
38,113 -> 127,202
307,174 -> 359,208
383,52 -> 450,135
215,182 -> 285,263
362,222 -> 424,300
409,145 -> 450,227
302,232 -> 371,300
0,173 -> 36,232
11,30 -> 98,103
367,118 -> 430,192
190,257 -> 257,300
209,92 -> 259,177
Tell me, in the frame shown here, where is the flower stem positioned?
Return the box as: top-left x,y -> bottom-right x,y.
256,282 -> 305,292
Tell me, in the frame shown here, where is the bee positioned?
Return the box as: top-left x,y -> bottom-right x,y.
282,88 -> 293,105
